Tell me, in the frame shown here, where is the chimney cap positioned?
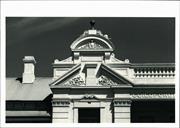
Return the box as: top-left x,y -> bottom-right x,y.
23,56 -> 36,64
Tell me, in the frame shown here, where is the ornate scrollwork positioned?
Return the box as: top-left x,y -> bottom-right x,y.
83,95 -> 96,99
77,40 -> 104,50
64,75 -> 85,86
98,75 -> 118,86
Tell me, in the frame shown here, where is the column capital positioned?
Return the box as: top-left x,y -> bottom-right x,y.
52,100 -> 70,107
113,99 -> 132,107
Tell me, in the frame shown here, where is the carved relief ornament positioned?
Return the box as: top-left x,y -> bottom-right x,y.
98,75 -> 118,86
64,75 -> 85,86
77,40 -> 104,50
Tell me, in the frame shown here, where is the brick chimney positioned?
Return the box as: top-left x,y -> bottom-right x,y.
22,56 -> 36,84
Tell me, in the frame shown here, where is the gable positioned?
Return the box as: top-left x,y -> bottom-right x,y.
62,74 -> 85,86
50,63 -> 133,88
50,64 -> 81,87
100,64 -> 133,85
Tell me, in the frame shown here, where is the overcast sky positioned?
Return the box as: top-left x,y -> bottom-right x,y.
6,17 -> 175,77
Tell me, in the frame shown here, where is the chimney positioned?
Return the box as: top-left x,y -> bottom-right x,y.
22,56 -> 36,84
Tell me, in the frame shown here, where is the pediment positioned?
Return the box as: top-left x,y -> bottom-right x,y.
71,34 -> 114,52
77,41 -> 106,50
51,73 -> 85,87
97,75 -> 119,86
63,74 -> 85,86
50,63 -> 133,88
97,64 -> 133,86
50,64 -> 82,87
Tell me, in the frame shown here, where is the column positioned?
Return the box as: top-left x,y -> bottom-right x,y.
113,100 -> 131,123
100,101 -> 112,123
73,108 -> 78,123
52,100 -> 70,123
100,107 -> 106,123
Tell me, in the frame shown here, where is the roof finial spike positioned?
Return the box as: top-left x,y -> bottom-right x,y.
90,20 -> 95,30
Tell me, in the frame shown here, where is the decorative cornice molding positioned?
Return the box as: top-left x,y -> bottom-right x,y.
60,57 -> 73,62
50,64 -> 81,86
52,100 -> 70,107
113,100 -> 132,107
82,95 -> 97,99
131,94 -> 175,100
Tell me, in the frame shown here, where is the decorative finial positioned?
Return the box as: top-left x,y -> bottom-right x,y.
90,20 -> 95,29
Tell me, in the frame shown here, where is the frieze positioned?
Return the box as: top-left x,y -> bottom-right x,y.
52,100 -> 70,107
98,75 -> 118,86
113,100 -> 132,107
131,94 -> 175,99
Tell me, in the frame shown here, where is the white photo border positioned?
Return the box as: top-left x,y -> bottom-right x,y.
1,1 -> 179,128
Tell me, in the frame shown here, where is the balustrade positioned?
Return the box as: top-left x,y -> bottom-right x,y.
134,67 -> 175,78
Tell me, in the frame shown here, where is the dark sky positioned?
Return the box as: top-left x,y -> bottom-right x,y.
6,17 -> 175,77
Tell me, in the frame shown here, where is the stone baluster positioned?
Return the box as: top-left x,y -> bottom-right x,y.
147,70 -> 151,78
144,69 -> 146,77
162,68 -> 166,77
154,69 -> 158,78
135,69 -> 139,78
170,70 -> 173,77
139,69 -> 142,78
151,68 -> 155,78
166,68 -> 170,77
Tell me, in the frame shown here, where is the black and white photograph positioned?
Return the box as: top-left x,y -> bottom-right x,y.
5,17 -> 175,123
1,1 -> 179,128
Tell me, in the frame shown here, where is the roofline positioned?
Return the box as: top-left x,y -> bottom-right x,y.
101,63 -> 134,85
49,64 -> 81,86
131,63 -> 175,67
106,63 -> 175,68
52,63 -> 75,68
70,34 -> 115,50
50,85 -> 132,89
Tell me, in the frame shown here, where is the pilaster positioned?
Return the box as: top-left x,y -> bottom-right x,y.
52,99 -> 71,123
113,99 -> 131,123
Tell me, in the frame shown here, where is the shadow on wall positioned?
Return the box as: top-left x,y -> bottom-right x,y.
6,94 -> 53,123
131,100 -> 175,123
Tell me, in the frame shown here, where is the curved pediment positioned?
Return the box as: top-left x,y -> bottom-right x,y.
76,39 -> 109,50
70,31 -> 114,52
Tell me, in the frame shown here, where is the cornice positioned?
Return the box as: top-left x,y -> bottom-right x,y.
113,99 -> 132,107
131,94 -> 175,100
52,100 -> 70,107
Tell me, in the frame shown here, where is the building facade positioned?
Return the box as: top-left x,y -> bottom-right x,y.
6,21 -> 175,123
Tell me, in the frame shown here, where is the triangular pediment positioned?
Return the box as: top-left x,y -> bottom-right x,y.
97,64 -> 133,86
63,74 -> 85,86
50,63 -> 133,88
50,64 -> 82,87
